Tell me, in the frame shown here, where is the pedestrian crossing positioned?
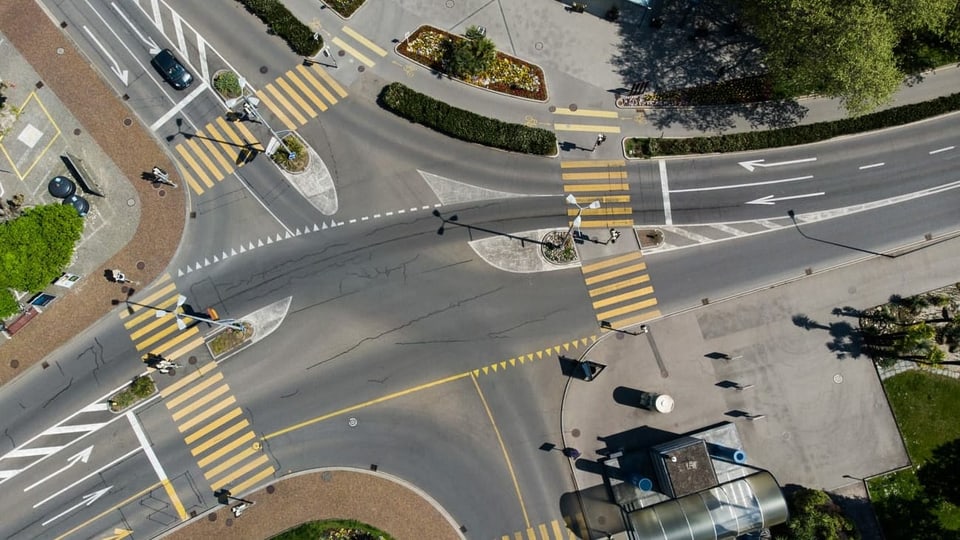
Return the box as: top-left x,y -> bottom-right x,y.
561,159 -> 633,229
173,64 -> 348,196
332,25 -> 388,68
498,516 -> 584,540
161,362 -> 275,495
581,251 -> 660,328
551,107 -> 621,134
119,274 -> 205,362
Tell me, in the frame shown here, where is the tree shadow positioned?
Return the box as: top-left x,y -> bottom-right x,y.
793,313 -> 864,359
917,438 -> 960,507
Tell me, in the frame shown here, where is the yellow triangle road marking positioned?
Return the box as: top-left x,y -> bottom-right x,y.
563,343 -> 570,351
473,369 -> 480,377
527,353 -> 534,362
482,366 -> 489,375
518,356 -> 525,364
500,361 -> 507,369
591,335 -> 598,343
491,363 -> 499,372
536,350 -> 543,359
581,338 -> 589,346
510,358 -> 516,367
572,341 -> 579,349
554,346 -> 562,354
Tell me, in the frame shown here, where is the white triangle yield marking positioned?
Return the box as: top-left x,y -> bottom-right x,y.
222,251 -> 228,259
266,236 -> 273,244
213,255 -> 219,263
186,266 -> 193,273
239,245 -> 246,253
248,242 -> 256,250
322,222 -> 329,230
257,239 -> 264,247
276,233 -> 283,242
230,248 -> 237,256
295,228 -> 302,236
203,258 -> 211,267
194,262 -> 203,270
313,223 -> 320,232
284,231 -> 291,239
330,221 -> 337,228
177,269 -> 184,277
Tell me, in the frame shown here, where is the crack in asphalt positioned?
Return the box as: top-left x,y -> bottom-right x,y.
41,378 -> 74,409
306,286 -> 504,370
279,390 -> 299,399
3,428 -> 14,452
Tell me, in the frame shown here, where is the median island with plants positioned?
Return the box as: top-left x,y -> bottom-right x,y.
626,91 -> 960,158
378,82 -> 556,156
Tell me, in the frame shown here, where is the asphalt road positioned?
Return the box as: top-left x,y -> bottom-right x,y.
6,0 -> 960,539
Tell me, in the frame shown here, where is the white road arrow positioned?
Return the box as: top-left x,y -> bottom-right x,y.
24,446 -> 93,492
82,25 -> 129,85
110,2 -> 160,54
41,486 -> 112,527
746,192 -> 825,205
739,157 -> 817,172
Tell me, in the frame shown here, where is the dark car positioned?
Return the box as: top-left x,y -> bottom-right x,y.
151,49 -> 193,90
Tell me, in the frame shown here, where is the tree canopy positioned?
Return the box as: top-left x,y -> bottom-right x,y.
775,486 -> 859,539
0,203 -> 84,294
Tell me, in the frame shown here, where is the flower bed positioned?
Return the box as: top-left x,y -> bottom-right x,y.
208,322 -> 254,358
397,25 -> 547,102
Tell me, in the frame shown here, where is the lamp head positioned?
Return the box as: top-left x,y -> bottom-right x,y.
565,194 -> 578,205
587,200 -> 601,210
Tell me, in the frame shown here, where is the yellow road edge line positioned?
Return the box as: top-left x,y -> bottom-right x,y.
342,26 -> 388,56
596,297 -> 659,320
162,478 -> 189,520
553,123 -> 621,133
584,262 -> 648,285
561,159 -> 625,168
263,371 -> 471,440
470,373 -> 530,528
588,274 -> 650,297
552,108 -> 619,118
581,252 -> 642,273
186,407 -> 243,445
332,36 -> 375,67
179,396 -> 237,433
228,466 -> 276,495
309,64 -> 348,97
209,454 -> 270,490
171,384 -> 231,420
275,77 -> 318,118
286,70 -> 328,111
264,83 -> 308,125
197,431 -> 256,468
162,362 -> 217,397
295,65 -> 338,105
166,371 -> 224,409
120,282 -> 177,320
591,286 -> 655,309
54,481 -> 162,540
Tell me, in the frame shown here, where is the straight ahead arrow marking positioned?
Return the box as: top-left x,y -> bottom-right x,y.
746,192 -> 826,205
24,446 -> 93,492
739,157 -> 817,172
110,2 -> 160,54
81,26 -> 129,85
41,486 -> 112,527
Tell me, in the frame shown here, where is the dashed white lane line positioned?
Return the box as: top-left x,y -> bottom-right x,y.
930,146 -> 955,155
858,162 -> 884,170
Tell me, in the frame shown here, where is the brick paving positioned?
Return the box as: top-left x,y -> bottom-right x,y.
164,469 -> 462,540
0,0 -> 184,381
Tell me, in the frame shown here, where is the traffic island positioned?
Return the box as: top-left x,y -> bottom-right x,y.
108,374 -> 156,412
207,321 -> 254,360
542,231 -> 579,265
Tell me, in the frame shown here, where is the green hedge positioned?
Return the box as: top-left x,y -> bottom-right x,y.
236,0 -> 321,56
627,91 -> 960,158
379,82 -> 557,156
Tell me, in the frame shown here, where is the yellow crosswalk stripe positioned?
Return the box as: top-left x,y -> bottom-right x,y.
181,168 -> 205,195
563,183 -> 628,192
197,129 -> 236,174
151,326 -> 201,355
526,528 -> 536,540
581,252 -> 642,273
203,445 -> 256,479
584,262 -> 648,285
175,145 -> 214,188
286,70 -> 328,111
124,295 -> 179,330
553,107 -> 619,118
166,372 -> 224,409
164,335 -> 206,361
561,159 -> 625,168
309,65 -> 348,98
190,420 -> 250,456
120,283 -> 176,320
172,384 -> 231,421
551,520 -> 565,539
205,122 -> 244,166
185,138 -> 225,181
197,431 -> 255,468
128,312 -> 175,339
562,171 -> 627,181
185,407 -> 242,445
276,77 -> 317,118
608,309 -> 662,328
264,83 -> 308,125
588,274 -> 650,297
579,218 -> 634,227
227,117 -> 264,151
571,194 -> 630,204
342,26 -> 388,56
254,91 -> 297,131
553,123 -> 621,133
539,523 -> 549,538
332,36 -> 375,67
161,362 -> 217,397
209,454 -> 269,490
567,207 -> 633,216
596,297 -> 659,320
229,465 -> 275,495
295,65 -> 338,105
592,286 -> 655,309
135,321 -> 181,351
178,396 -> 237,432
215,117 -> 247,148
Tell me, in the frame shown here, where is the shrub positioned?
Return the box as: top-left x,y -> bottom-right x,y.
0,204 -> 84,293
0,288 -> 18,320
110,375 -> 156,411
378,83 -> 556,155
214,71 -> 242,98
323,0 -> 366,18
270,135 -> 307,172
235,0 -> 321,56
627,91 -> 960,158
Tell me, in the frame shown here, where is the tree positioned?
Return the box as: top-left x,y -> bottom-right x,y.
0,204 -> 84,293
741,0 -> 903,115
775,486 -> 859,539
447,27 -> 496,78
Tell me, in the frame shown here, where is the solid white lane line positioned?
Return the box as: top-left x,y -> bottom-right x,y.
930,146 -> 955,154
858,162 -> 884,170
670,176 -> 813,193
5,447 -> 63,458
149,81 -> 208,131
659,160 -> 672,225
42,424 -> 107,435
32,448 -> 139,508
126,412 -> 168,482
173,13 -> 187,60
151,0 -> 163,32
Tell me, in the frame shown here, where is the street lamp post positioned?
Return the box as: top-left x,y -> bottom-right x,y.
154,294 -> 245,331
564,194 -> 601,246
225,77 -> 296,161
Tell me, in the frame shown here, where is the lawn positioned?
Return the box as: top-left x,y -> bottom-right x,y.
869,370 -> 960,537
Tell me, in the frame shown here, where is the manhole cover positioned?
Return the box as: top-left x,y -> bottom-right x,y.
188,356 -> 198,365
158,189 -> 166,197
9,359 -> 19,369
548,105 -> 556,113
208,514 -> 217,522
252,441 -> 262,450
446,0 -> 454,6
348,417 -> 358,427
358,65 -> 365,72
73,128 -> 81,136
127,198 -> 136,207
266,485 -> 275,494
535,42 -> 544,50
57,46 -> 65,54
136,261 -> 145,270
833,373 -> 843,384
338,50 -> 345,57
259,66 -> 268,74
225,518 -> 233,527
123,118 -> 132,126
121,286 -> 130,294
570,428 -> 580,438
569,104 -> 578,112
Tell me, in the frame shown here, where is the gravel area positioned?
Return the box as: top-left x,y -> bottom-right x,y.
0,0 -> 185,382
163,468 -> 463,540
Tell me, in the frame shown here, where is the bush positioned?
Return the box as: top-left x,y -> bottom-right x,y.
270,135 -> 307,172
214,71 -> 242,98
110,375 -> 156,411
235,0 -> 321,56
378,82 -> 556,155
324,0 -> 366,18
627,91 -> 960,158
0,204 -> 84,293
0,288 -> 18,320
